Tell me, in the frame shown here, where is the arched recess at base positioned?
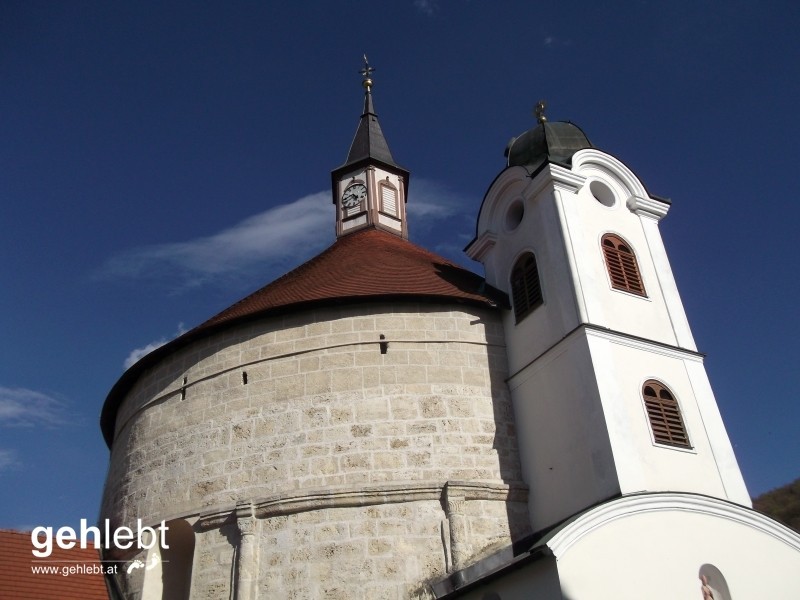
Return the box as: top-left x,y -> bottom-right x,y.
142,518 -> 195,600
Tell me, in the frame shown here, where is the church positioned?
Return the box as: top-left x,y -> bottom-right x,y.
98,64 -> 800,599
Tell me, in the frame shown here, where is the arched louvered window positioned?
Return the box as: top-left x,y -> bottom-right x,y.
601,234 -> 646,296
511,253 -> 543,323
643,380 -> 691,448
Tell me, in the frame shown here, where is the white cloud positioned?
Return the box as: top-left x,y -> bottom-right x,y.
406,178 -> 477,265
542,34 -> 572,48
407,178 -> 469,220
124,323 -> 187,369
0,449 -> 18,472
99,192 -> 333,288
101,184 -> 467,291
0,387 -> 68,427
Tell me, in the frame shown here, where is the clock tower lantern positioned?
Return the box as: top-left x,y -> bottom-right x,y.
331,58 -> 410,239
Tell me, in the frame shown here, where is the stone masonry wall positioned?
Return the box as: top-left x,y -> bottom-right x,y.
184,497 -> 530,600
100,302 -> 529,598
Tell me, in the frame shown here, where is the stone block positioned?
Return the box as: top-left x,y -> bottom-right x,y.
306,321 -> 331,337
379,367 -> 397,385
331,367 -> 363,391
299,356 -> 320,373
373,452 -> 404,470
395,364 -> 427,384
407,349 -> 438,366
320,353 -> 354,370
434,317 -> 456,331
419,395 -> 447,418
342,453 -> 371,470
330,318 -> 353,334
274,375 -> 305,399
353,317 -> 376,331
354,350 -> 382,367
302,406 -> 329,429
354,397 -> 390,421
270,358 -> 299,377
383,350 -> 409,365
463,368 -> 488,387
310,456 -> 338,475
350,424 -> 372,437
305,371 -> 332,395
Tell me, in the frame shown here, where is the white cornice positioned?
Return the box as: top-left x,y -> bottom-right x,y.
627,194 -> 670,220
546,492 -> 800,557
542,164 -> 586,194
465,231 -> 497,261
584,325 -> 702,361
571,149 -> 650,199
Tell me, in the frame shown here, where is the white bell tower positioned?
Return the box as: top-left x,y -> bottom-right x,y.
466,103 -> 750,531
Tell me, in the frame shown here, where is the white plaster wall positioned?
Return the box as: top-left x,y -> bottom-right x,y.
586,330 -> 749,504
335,167 -> 368,198
456,495 -> 800,600
506,325 -> 749,533
559,175 -> 677,342
556,501 -> 800,600
507,332 -> 620,531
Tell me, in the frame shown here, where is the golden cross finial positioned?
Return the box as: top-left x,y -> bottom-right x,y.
535,100 -> 547,124
360,54 -> 375,91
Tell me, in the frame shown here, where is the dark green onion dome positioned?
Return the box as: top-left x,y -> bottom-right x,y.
505,121 -> 593,171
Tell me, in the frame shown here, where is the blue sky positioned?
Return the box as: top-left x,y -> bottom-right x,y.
1,1 -> 798,531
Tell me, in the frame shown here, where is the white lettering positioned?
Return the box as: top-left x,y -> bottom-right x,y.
114,526 -> 133,550
79,519 -> 101,549
30,519 -> 171,558
137,519 -> 158,550
56,527 -> 76,550
158,521 -> 170,549
31,527 -> 52,558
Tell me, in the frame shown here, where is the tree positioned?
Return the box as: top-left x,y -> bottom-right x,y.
753,477 -> 800,533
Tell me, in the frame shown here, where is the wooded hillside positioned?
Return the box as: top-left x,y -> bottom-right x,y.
753,477 -> 800,532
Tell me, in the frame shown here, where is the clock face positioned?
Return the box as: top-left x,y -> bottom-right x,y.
342,183 -> 367,210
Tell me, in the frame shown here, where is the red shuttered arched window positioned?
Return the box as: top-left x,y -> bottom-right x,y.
643,380 -> 691,448
601,234 -> 646,296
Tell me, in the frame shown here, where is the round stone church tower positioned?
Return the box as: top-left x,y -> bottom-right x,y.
99,66 -> 529,600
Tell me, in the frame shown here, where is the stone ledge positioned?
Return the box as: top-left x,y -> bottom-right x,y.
195,479 -> 529,531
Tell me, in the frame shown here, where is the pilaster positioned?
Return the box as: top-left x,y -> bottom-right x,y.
234,505 -> 259,600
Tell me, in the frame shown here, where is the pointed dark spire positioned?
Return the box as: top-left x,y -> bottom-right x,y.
340,56 -> 401,170
331,58 -> 410,238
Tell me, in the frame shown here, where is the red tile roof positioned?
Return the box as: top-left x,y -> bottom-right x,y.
101,227 -> 505,447
198,227 -> 502,329
0,530 -> 110,600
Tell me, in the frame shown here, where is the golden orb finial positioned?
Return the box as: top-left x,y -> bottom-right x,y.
535,100 -> 547,124
360,54 -> 375,91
